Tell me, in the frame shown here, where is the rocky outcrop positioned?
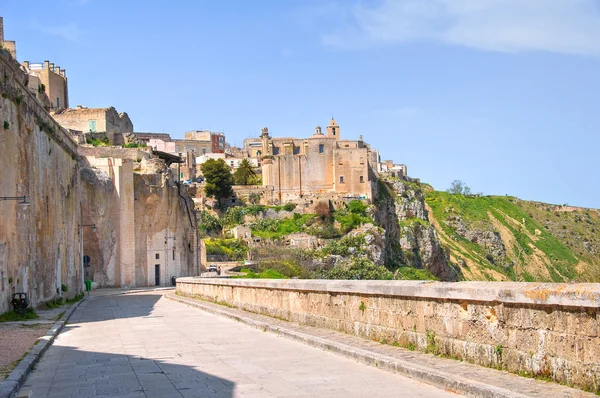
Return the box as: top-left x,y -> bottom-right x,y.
348,224 -> 386,266
446,215 -> 508,265
374,178 -> 458,281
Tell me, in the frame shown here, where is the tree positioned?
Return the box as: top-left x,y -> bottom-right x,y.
447,180 -> 471,195
233,159 -> 257,185
200,158 -> 233,205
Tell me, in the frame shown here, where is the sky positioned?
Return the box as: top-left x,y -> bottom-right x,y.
2,0 -> 600,208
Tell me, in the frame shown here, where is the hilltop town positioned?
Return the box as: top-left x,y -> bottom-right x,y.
2,14 -> 600,397
2,15 -> 600,317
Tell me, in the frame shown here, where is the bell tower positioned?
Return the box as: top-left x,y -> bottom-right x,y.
326,117 -> 340,140
260,127 -> 274,187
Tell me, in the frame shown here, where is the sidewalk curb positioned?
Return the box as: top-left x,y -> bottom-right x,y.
166,293 -> 532,398
0,297 -> 86,398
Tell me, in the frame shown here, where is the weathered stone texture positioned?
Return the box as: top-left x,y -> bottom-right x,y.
177,278 -> 600,392
0,50 -> 81,313
80,157 -> 198,288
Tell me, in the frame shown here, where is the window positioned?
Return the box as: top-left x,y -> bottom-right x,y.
293,147 -> 300,154
332,127 -> 336,136
360,176 -> 364,183
180,172 -> 184,178
339,176 -> 344,184
360,157 -> 364,165
56,97 -> 60,108
88,120 -> 97,132
319,144 -> 324,153
273,147 -> 279,155
173,250 -> 175,261
155,253 -> 160,260
257,150 -> 262,156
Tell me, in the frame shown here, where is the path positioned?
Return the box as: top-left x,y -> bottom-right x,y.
19,292 -> 458,398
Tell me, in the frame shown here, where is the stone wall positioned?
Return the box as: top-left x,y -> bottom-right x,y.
0,49 -> 81,313
80,157 -> 198,288
78,146 -> 151,161
176,278 -> 600,392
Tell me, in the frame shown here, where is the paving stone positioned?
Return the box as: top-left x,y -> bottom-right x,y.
17,291 -> 460,398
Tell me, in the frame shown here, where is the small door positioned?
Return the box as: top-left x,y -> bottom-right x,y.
154,264 -> 160,286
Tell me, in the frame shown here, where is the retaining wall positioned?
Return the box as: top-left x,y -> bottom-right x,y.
176,278 -> 600,392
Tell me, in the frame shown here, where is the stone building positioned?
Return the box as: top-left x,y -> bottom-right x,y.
248,118 -> 378,203
22,60 -> 69,110
51,106 -> 133,145
184,130 -> 226,153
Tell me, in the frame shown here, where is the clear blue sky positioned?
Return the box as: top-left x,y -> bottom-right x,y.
3,0 -> 599,208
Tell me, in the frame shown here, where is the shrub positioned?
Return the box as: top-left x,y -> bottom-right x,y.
348,200 -> 367,215
321,257 -> 393,280
86,137 -> 110,147
198,210 -> 222,237
283,202 -> 297,212
122,142 -> 147,149
61,284 -> 68,292
205,238 -> 248,261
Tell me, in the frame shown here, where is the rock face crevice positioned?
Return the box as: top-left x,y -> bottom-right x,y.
374,178 -> 458,281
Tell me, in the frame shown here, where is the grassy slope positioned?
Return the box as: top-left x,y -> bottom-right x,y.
425,192 -> 600,282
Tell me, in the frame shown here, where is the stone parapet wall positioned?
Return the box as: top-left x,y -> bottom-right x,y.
176,278 -> 600,392
78,146 -> 151,160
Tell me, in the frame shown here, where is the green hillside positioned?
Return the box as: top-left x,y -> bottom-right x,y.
425,191 -> 600,282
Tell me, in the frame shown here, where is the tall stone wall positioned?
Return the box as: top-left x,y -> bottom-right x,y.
80,158 -> 198,288
0,50 -> 81,313
177,278 -> 600,392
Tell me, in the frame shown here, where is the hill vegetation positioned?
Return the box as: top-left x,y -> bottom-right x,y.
425,191 -> 600,282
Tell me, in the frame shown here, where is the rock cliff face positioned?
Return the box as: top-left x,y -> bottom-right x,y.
374,178 -> 458,281
80,157 -> 198,288
0,50 -> 81,312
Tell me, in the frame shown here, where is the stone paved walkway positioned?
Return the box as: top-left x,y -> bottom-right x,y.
19,292 -> 459,398
168,294 -> 595,398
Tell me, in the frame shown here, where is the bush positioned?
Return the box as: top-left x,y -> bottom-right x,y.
61,284 -> 68,292
123,142 -> 147,149
222,207 -> 246,228
348,200 -> 367,215
205,238 -> 248,261
198,210 -> 222,237
283,202 -> 297,212
321,257 -> 393,280
86,137 -> 110,147
309,224 -> 342,239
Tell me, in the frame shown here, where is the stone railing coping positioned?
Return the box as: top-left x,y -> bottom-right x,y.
176,277 -> 600,308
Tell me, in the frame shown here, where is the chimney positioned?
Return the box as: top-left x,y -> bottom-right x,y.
49,62 -> 54,71
23,61 -> 30,69
54,65 -> 60,74
60,69 -> 66,77
44,60 -> 50,70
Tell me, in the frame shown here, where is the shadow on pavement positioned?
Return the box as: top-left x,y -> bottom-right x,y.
69,293 -> 164,324
22,345 -> 235,398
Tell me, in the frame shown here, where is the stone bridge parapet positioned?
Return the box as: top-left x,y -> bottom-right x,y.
176,278 -> 600,392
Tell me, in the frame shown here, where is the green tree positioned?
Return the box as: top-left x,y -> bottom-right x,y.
233,159 -> 257,185
447,180 -> 471,195
200,159 -> 233,205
